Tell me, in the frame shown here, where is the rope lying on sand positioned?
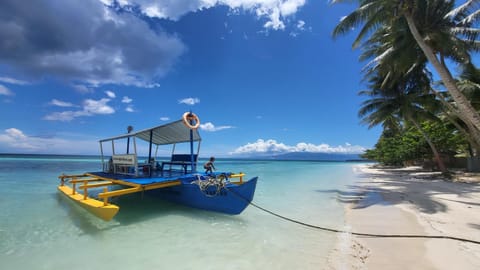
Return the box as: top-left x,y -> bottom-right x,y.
247,200 -> 480,245
226,187 -> 480,245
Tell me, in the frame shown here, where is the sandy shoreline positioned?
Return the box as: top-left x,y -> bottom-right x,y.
327,165 -> 480,270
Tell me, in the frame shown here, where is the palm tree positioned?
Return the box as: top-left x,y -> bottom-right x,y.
359,68 -> 448,172
358,7 -> 480,155
458,63 -> 480,109
332,0 -> 480,148
451,63 -> 480,154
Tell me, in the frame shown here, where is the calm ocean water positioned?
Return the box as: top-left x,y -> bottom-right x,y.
0,155 -> 365,269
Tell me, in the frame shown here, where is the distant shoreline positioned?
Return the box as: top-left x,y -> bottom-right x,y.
0,153 -> 370,162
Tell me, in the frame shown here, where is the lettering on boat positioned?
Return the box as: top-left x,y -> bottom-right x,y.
112,154 -> 136,165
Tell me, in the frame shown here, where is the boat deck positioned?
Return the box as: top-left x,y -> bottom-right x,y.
89,170 -> 199,186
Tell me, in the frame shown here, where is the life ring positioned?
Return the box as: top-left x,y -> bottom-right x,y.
182,112 -> 200,129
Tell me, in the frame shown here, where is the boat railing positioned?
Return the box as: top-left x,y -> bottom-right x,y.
229,173 -> 245,184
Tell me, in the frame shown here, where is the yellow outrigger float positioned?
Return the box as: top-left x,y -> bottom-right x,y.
57,112 -> 258,221
58,173 -> 182,221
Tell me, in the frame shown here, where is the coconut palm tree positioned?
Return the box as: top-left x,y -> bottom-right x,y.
339,6 -> 449,171
332,0 -> 480,147
458,63 -> 480,109
359,64 -> 449,172
356,4 -> 479,156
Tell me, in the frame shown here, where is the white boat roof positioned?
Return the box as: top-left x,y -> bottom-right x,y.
99,119 -> 201,145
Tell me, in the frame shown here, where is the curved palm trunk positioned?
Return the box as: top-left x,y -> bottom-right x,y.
409,117 -> 448,173
444,114 -> 480,155
430,88 -> 480,154
404,14 -> 480,146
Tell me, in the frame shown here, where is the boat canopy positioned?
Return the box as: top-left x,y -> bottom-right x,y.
99,119 -> 201,145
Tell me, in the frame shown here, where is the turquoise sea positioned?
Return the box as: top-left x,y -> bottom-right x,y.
0,155 -> 365,269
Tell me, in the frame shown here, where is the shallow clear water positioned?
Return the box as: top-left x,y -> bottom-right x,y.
0,156 -> 364,269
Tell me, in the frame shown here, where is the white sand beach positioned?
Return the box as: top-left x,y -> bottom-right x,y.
328,165 -> 480,270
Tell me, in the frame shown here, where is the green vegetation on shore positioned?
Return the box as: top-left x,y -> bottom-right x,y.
333,0 -> 480,171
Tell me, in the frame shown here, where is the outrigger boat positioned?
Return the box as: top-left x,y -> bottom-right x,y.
57,112 -> 258,221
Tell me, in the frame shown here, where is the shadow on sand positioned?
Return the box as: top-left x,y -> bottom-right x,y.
316,167 -> 480,215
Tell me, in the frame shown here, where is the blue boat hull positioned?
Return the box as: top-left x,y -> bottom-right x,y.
147,177 -> 258,215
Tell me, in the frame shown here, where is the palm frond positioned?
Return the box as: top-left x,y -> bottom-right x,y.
445,0 -> 476,19
353,5 -> 390,48
451,27 -> 480,41
459,8 -> 480,24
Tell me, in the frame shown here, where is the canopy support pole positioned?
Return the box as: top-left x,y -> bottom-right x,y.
148,129 -> 153,163
100,142 -> 105,171
188,112 -> 196,173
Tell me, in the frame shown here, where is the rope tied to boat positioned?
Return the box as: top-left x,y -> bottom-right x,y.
224,186 -> 480,245
192,174 -> 227,197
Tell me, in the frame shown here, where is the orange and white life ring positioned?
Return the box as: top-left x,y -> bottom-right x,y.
182,112 -> 200,129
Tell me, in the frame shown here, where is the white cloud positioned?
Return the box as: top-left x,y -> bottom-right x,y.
178,97 -> 200,105
0,128 -> 39,150
44,98 -> 115,121
49,99 -> 75,107
5,128 -> 27,139
0,0 -> 185,87
232,139 -> 292,154
1,0 -> 306,88
231,139 -> 366,155
0,85 -> 14,96
160,116 -> 170,121
122,96 -> 133,103
290,19 -> 308,37
200,122 -> 234,132
0,128 -> 97,154
297,20 -> 305,30
0,77 -> 29,85
279,0 -> 304,16
43,111 -> 89,122
83,98 -> 115,114
113,0 -> 306,31
125,105 -> 135,112
105,90 -> 116,98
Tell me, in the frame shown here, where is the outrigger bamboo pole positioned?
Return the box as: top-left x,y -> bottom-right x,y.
98,186 -> 142,199
78,182 -> 114,189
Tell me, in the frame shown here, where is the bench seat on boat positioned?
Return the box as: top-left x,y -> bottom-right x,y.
161,154 -> 197,173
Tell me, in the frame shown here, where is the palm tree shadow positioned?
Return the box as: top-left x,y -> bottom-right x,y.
469,223 -> 480,230
317,168 -> 480,215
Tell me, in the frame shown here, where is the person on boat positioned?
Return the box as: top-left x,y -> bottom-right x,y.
204,157 -> 216,174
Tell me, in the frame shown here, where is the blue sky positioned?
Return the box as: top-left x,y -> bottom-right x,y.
0,0 -> 381,157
